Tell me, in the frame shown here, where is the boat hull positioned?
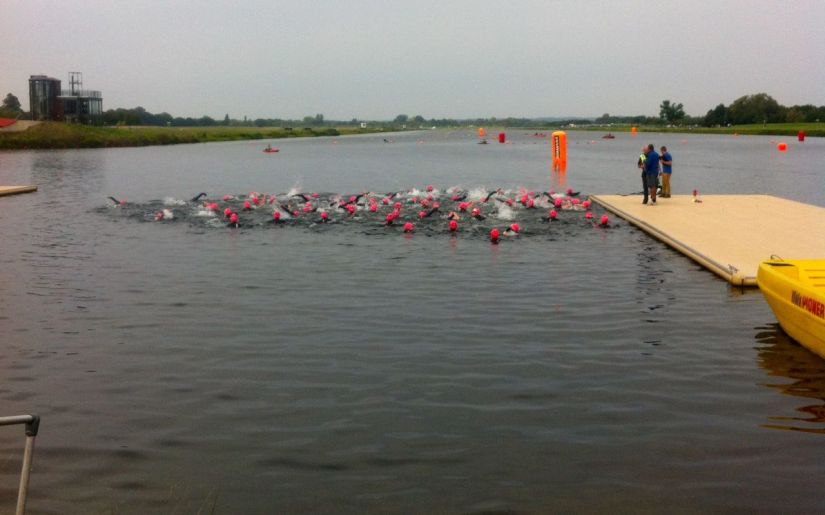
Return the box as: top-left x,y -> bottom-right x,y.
757,260 -> 825,359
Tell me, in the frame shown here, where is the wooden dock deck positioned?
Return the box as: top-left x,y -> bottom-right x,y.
0,185 -> 37,197
591,194 -> 825,286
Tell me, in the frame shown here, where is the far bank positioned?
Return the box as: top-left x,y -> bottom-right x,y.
0,122 -> 385,150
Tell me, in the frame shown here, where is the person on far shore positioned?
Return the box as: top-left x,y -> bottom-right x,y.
644,144 -> 660,204
638,146 -> 648,204
660,146 -> 673,198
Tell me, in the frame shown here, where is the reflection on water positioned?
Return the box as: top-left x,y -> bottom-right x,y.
755,323 -> 825,434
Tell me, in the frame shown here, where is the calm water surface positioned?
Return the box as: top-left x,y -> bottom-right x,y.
1,130 -> 824,514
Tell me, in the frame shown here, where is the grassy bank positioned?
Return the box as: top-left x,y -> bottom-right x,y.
0,123 -> 383,150
573,122 -> 825,137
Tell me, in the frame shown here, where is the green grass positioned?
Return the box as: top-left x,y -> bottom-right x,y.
576,122 -> 825,137
0,123 -> 382,150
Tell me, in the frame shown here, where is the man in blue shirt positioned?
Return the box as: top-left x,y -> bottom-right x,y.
660,146 -> 673,197
644,144 -> 660,204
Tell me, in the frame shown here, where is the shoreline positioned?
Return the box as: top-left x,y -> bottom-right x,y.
0,122 -> 386,150
1,121 -> 821,150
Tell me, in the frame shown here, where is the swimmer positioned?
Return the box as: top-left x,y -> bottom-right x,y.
271,211 -> 284,224
228,213 -> 239,228
107,196 -> 125,206
484,189 -> 502,203
451,192 -> 468,202
447,211 -> 460,221
317,211 -> 329,223
292,193 -> 311,202
190,192 -> 207,202
471,207 -> 486,221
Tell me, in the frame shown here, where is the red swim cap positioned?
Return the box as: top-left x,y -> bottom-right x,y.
550,209 -> 558,220
243,201 -> 252,210
459,202 -> 469,211
449,220 -> 458,232
490,228 -> 500,242
510,223 -> 520,233
585,212 -> 593,220
321,211 -> 328,220
554,199 -> 562,208
600,215 -> 609,226
403,222 -> 414,233
230,213 -> 238,223
273,211 -> 281,220
386,214 -> 394,224
224,208 -> 232,217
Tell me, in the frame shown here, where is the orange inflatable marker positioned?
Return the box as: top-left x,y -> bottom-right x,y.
551,131 -> 567,169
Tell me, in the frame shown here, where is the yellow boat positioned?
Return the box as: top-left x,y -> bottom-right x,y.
757,259 -> 825,359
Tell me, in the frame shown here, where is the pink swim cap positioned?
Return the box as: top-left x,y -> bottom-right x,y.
490,228 -> 500,242
403,222 -> 414,233
243,201 -> 252,210
550,209 -> 558,220
459,202 -> 469,211
554,199 -> 562,208
273,211 -> 281,220
382,197 -> 390,205
426,185 -> 434,192
321,212 -> 328,220
600,215 -> 609,226
510,223 -> 520,233
224,208 -> 232,217
369,204 -> 378,212
472,207 -> 480,216
585,212 -> 593,220
230,213 -> 238,223
418,210 -> 427,219
449,220 -> 458,232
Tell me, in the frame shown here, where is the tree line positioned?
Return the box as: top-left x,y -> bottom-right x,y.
2,91 -> 823,128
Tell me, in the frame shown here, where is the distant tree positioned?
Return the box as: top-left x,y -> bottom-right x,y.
2,93 -> 22,112
412,115 -> 425,125
394,114 -> 408,124
597,113 -> 610,123
703,103 -> 728,126
659,100 -> 685,124
727,93 -> 783,124
314,113 -> 324,125
223,114 -> 230,126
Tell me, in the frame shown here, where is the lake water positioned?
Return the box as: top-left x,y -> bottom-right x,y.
1,130 -> 824,514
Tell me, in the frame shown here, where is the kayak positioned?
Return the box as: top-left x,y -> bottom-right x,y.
757,259 -> 825,359
263,148 -> 279,153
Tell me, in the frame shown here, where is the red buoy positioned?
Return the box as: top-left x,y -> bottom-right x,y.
498,132 -> 505,144
798,130 -> 805,142
777,142 -> 787,152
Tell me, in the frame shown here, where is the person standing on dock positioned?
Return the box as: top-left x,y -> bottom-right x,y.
644,144 -> 660,204
660,146 -> 673,198
638,147 -> 649,204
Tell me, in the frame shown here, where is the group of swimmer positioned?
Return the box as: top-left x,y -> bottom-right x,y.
107,185 -> 611,243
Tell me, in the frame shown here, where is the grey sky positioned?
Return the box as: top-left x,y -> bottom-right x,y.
3,0 -> 823,120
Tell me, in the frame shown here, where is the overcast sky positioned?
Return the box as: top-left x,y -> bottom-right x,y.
3,0 -> 823,120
